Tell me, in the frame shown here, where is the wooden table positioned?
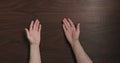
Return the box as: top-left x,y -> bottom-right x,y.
0,0 -> 120,63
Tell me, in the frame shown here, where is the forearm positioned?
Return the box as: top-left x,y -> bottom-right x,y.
71,40 -> 93,63
29,45 -> 41,63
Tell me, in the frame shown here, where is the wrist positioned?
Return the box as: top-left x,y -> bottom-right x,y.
73,39 -> 79,43
71,40 -> 80,48
30,41 -> 40,46
30,44 -> 40,53
30,44 -> 40,48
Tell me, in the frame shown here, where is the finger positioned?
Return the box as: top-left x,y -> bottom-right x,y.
64,18 -> 71,28
38,24 -> 42,32
33,19 -> 38,30
35,19 -> 39,31
30,21 -> 34,31
25,28 -> 30,38
77,23 -> 80,33
63,24 -> 67,32
63,18 -> 70,30
68,18 -> 75,28
63,24 -> 67,31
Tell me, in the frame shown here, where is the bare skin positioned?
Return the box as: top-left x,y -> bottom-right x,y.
25,18 -> 92,63
62,18 -> 93,63
25,19 -> 41,63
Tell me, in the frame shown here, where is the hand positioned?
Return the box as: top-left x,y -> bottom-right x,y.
62,18 -> 80,45
25,19 -> 41,46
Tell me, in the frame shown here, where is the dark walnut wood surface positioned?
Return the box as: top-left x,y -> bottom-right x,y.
0,0 -> 120,63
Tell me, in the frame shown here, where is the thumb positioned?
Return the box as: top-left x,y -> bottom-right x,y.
77,23 -> 80,33
25,28 -> 30,39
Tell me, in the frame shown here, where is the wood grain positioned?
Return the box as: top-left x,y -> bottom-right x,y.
0,0 -> 120,63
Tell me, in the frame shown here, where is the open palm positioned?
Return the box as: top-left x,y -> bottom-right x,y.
62,18 -> 80,45
25,19 -> 41,45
